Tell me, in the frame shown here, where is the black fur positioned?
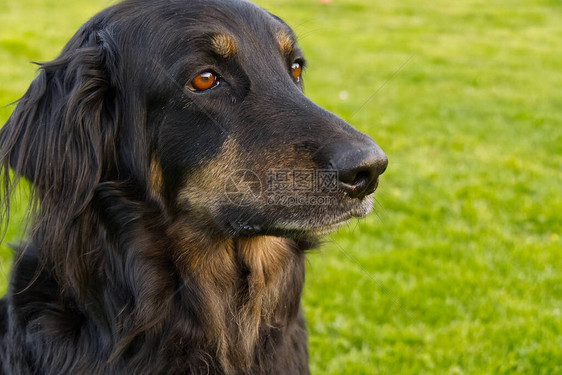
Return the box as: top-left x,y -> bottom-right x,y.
0,0 -> 387,374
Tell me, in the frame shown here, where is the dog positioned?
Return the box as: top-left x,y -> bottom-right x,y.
0,0 -> 387,373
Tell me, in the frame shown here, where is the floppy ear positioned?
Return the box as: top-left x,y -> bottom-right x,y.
0,26 -> 122,216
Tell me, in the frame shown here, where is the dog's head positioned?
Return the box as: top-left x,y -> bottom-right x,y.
0,0 -> 387,242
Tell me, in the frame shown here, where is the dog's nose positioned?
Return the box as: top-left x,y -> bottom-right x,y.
330,141 -> 388,199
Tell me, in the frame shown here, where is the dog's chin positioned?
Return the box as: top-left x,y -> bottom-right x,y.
277,194 -> 374,236
229,194 -> 375,240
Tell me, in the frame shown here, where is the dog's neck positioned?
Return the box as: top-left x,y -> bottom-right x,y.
169,222 -> 306,372
56,187 -> 309,372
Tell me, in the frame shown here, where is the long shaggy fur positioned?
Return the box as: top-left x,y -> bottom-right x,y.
0,0 -> 387,374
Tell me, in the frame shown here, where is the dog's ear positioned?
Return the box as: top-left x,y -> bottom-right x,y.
0,26 -> 122,215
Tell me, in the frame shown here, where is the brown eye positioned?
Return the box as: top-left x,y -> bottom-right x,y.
188,71 -> 218,91
291,62 -> 302,81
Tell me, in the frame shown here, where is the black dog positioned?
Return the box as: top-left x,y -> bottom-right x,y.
0,0 -> 387,373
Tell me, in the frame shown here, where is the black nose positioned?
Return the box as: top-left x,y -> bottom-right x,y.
330,141 -> 388,199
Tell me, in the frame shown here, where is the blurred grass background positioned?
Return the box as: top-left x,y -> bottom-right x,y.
1,0 -> 561,374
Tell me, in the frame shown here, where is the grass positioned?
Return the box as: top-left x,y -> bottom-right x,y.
1,0 -> 561,374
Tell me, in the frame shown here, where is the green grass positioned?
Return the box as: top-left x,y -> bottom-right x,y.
1,0 -> 561,374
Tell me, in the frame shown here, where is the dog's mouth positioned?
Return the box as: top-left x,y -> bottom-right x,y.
228,194 -> 374,239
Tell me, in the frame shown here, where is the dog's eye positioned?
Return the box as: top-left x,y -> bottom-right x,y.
187,72 -> 219,91
291,62 -> 302,81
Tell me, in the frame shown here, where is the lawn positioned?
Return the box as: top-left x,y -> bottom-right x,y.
1,0 -> 561,374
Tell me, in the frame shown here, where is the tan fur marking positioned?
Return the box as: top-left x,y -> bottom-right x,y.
211,34 -> 237,58
276,30 -> 294,55
177,137 -> 241,211
234,236 -> 294,362
172,135 -> 316,372
171,225 -> 295,373
177,137 -> 317,217
149,157 -> 164,194
169,220 -> 238,373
